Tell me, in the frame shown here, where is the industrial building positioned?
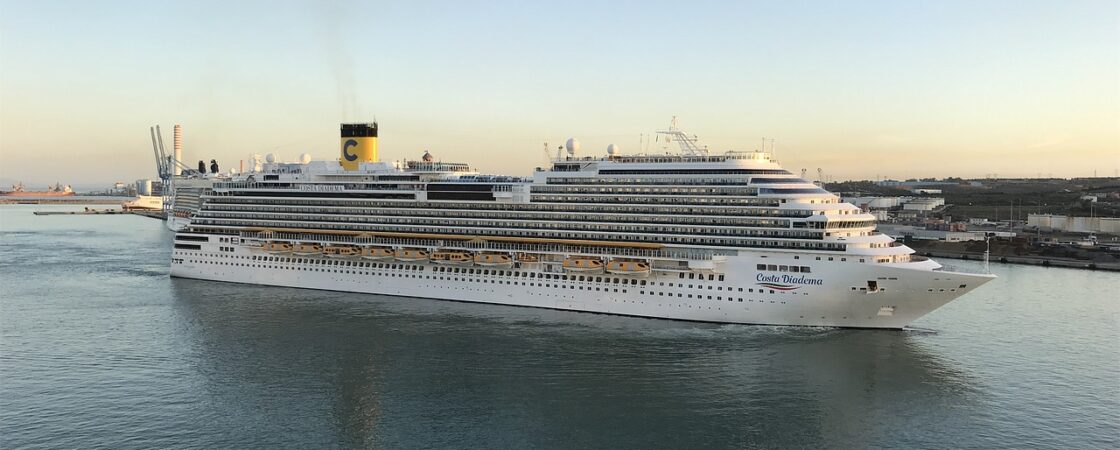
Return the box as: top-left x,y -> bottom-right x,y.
1027,214 -> 1120,234
902,197 -> 946,211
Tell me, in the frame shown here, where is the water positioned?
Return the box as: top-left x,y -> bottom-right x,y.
2,204 -> 1118,449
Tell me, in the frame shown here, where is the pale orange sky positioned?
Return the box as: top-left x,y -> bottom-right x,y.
2,0 -> 1118,188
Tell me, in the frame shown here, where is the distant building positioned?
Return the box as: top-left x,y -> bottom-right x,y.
875,180 -> 957,188
842,196 -> 901,210
877,224 -> 984,242
1028,214 -> 1120,234
902,197 -> 945,211
910,188 -> 942,195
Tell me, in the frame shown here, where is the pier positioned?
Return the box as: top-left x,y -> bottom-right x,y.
32,208 -> 167,221
0,198 -> 127,205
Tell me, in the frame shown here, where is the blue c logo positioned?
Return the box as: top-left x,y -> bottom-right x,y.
343,139 -> 359,161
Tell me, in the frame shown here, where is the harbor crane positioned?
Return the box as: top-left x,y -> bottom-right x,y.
149,125 -> 199,180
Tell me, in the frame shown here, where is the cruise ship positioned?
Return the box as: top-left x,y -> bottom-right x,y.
168,121 -> 994,328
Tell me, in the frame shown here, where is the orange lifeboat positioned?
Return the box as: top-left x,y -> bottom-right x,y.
395,248 -> 429,262
263,241 -> 292,254
361,247 -> 395,261
292,242 -> 323,256
432,250 -> 472,265
324,245 -> 360,258
562,257 -> 604,273
474,253 -> 513,268
606,260 -> 651,277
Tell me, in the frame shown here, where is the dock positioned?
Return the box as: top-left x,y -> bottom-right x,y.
33,208 -> 167,221
920,250 -> 1120,272
1,198 -> 130,205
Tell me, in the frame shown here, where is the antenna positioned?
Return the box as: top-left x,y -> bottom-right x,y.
801,168 -> 807,179
817,168 -> 824,184
655,116 -> 708,156
542,142 -> 551,163
984,234 -> 991,274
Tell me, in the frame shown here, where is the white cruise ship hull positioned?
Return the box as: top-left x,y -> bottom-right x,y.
167,121 -> 998,329
171,241 -> 993,329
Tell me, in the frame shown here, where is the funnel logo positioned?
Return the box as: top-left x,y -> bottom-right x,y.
343,139 -> 359,161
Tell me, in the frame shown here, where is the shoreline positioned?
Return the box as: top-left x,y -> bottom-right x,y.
0,198 -> 130,205
921,250 -> 1120,272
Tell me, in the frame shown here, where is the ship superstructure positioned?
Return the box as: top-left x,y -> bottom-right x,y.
169,122 -> 994,328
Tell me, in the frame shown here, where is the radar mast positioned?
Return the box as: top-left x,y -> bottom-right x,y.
655,116 -> 709,156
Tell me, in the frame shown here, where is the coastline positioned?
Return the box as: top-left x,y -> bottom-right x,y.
0,197 -> 131,205
919,249 -> 1120,272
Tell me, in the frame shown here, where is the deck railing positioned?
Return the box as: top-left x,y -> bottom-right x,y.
239,230 -> 725,261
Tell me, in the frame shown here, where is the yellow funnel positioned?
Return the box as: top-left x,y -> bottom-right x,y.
340,123 -> 378,170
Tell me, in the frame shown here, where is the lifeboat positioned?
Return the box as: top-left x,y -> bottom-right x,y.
516,253 -> 540,263
292,242 -> 323,256
606,260 -> 651,277
395,248 -> 429,262
562,257 -> 604,273
361,246 -> 395,261
475,253 -> 513,268
263,241 -> 292,254
431,250 -> 472,265
324,245 -> 360,258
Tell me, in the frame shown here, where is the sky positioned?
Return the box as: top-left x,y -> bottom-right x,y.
1,0 -> 1117,189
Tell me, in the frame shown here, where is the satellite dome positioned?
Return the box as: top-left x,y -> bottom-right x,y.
607,144 -> 619,155
265,153 -> 276,163
299,153 -> 312,164
565,138 -> 580,156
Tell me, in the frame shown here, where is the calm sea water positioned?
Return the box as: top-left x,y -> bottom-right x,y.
2,204 -> 1118,449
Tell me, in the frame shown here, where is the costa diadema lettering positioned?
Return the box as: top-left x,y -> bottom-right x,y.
167,121 -> 995,329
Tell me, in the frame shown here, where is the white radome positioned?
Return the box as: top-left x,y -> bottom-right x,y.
265,153 -> 277,163
565,138 -> 580,156
607,144 -> 619,155
300,153 -> 312,164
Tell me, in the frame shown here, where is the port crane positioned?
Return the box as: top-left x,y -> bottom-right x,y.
149,125 -> 199,180
149,125 -> 202,216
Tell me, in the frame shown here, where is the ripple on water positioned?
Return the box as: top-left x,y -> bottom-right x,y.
1,206 -> 1117,449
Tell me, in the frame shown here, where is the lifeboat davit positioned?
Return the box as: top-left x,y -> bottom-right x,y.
432,250 -> 472,265
515,253 -> 540,263
263,241 -> 292,254
395,248 -> 429,262
475,253 -> 513,268
562,257 -> 604,273
606,260 -> 651,277
292,242 -> 323,256
361,246 -> 395,261
324,245 -> 360,258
